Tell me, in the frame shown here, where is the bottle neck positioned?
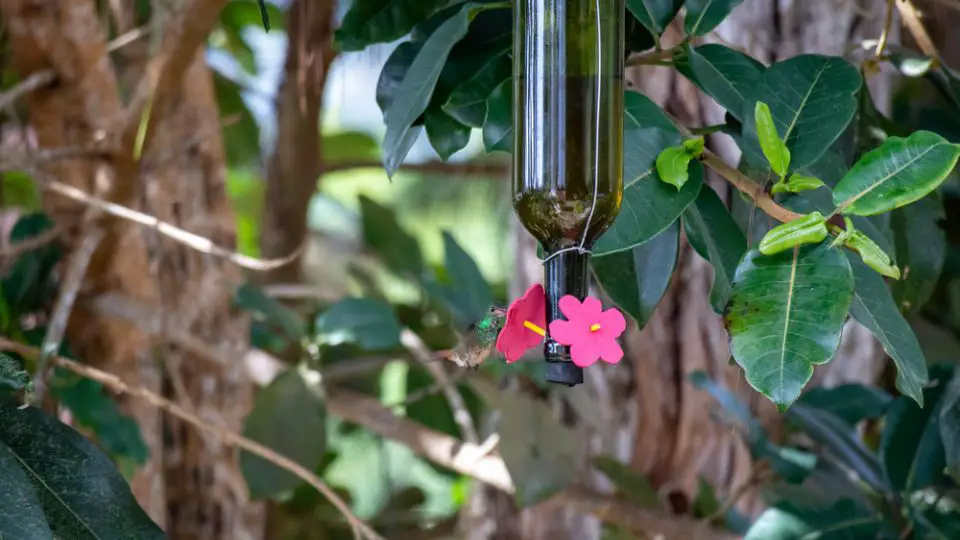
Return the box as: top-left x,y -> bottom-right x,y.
543,250 -> 589,386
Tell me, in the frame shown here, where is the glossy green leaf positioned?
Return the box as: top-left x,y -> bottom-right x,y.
625,0 -> 682,35
683,186 -> 746,312
772,174 -> 825,194
786,403 -> 887,491
940,368 -> 960,484
482,79 -> 512,153
0,403 -> 164,539
334,0 -> 448,51
234,282 -> 304,343
684,0 -> 746,35
655,145 -> 695,189
443,51 -> 511,128
891,195 -> 945,315
677,44 -> 764,122
848,255 -> 928,406
427,232 -> 493,328
424,106 -> 470,160
592,221 -> 678,327
833,131 -> 960,216
3,214 -> 62,311
315,298 -> 402,351
745,499 -> 884,540
743,55 -> 861,171
382,3 -> 498,175
755,101 -> 791,176
0,353 -> 32,396
725,245 -> 854,410
376,41 -> 422,117
0,435 -> 52,539
796,384 -> 892,426
241,367 -> 326,499
592,128 -> 703,255
359,195 -> 424,278
593,456 -> 662,510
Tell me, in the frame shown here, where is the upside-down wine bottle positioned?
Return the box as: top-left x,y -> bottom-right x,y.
513,0 -> 625,385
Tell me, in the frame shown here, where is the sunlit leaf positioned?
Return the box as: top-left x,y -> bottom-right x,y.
833,130 -> 960,216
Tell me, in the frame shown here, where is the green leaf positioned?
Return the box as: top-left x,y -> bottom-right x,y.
0,403 -> 164,539
50,371 -> 149,465
625,0 -> 682,35
655,145 -> 696,189
482,78 -> 512,153
0,353 -> 32,396
234,282 -> 304,343
241,367 -> 326,499
593,129 -> 703,255
833,131 -> 960,216
684,0 -> 746,36
683,186 -> 746,312
3,213 -> 61,311
1,170 -> 42,210
755,101 -> 791,176
0,438 -> 53,539
745,499 -> 884,540
677,44 -> 764,122
848,255 -> 928,406
443,51 -> 511,128
593,456 -> 663,510
334,0 -> 448,51
470,377 -> 580,507
382,3 -> 500,175
315,298 -> 402,351
796,384 -> 892,426
212,70 -> 262,168
359,195 -> 424,278
940,368 -> 960,484
376,41 -> 422,117
725,245 -> 854,410
424,106 -> 470,160
743,55 -> 862,171
592,221 -> 678,327
891,195 -> 945,315
427,232 -> 493,328
881,366 -> 952,493
785,404 -> 887,492
772,174 -> 825,194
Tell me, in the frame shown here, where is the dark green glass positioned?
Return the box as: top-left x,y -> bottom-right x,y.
513,0 -> 625,385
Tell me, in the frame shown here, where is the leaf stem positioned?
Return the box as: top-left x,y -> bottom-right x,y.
875,0 -> 896,57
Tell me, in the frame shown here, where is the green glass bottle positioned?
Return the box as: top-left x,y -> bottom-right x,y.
513,0 -> 625,385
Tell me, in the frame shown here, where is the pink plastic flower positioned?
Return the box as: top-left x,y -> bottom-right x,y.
548,296 -> 626,368
496,284 -> 547,363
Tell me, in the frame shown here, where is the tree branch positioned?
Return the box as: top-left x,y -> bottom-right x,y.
699,150 -> 803,223
896,0 -> 940,59
0,338 -> 385,540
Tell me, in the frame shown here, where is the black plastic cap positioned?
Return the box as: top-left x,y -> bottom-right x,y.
546,361 -> 584,386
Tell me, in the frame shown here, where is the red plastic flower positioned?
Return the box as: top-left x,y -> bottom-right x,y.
496,283 -> 547,363
548,296 -> 626,368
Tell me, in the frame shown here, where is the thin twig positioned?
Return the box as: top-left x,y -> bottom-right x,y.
400,329 -> 479,444
39,178 -> 303,271
0,71 -> 57,111
0,338 -> 385,540
626,47 -> 678,66
896,0 -> 939,59
699,150 -> 803,224
876,0 -> 897,57
32,229 -> 104,405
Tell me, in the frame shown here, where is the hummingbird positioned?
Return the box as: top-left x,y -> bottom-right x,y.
448,306 -> 507,369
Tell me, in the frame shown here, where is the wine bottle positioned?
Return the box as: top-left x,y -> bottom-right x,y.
513,0 -> 625,385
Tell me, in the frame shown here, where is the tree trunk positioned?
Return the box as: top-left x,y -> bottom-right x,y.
488,2 -> 897,539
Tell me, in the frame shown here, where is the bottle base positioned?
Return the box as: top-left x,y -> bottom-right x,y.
545,361 -> 584,386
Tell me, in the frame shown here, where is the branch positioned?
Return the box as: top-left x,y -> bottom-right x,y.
0,338 -> 385,540
699,150 -> 803,223
626,47 -> 677,66
896,0 -> 940,59
326,386 -> 515,493
0,71 -> 57,111
37,177 -> 302,271
0,225 -> 65,257
400,329 -> 479,444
